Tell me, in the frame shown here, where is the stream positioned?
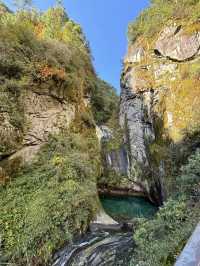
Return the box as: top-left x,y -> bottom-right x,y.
52,196 -> 157,266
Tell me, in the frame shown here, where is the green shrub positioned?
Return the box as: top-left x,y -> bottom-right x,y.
0,132 -> 100,265
131,149 -> 200,266
177,149 -> 200,198
91,78 -> 118,125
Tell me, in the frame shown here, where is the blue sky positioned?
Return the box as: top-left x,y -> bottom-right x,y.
4,0 -> 149,93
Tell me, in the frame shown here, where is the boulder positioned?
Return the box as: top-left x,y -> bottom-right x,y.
155,25 -> 200,61
125,44 -> 145,64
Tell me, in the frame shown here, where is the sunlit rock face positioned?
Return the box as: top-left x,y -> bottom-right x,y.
120,24 -> 200,204
0,84 -> 77,182
96,125 -> 113,142
155,25 -> 200,61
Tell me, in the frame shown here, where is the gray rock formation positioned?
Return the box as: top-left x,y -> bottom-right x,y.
105,146 -> 129,176
120,69 -> 156,195
23,90 -> 75,146
155,25 -> 200,61
0,88 -> 76,180
96,125 -> 130,177
96,125 -> 113,142
120,22 -> 200,205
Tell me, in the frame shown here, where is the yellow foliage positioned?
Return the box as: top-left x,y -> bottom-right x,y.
184,22 -> 200,35
164,79 -> 200,142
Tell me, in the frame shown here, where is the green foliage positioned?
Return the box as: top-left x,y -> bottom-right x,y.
131,199 -> 199,266
0,132 -> 100,265
91,78 -> 119,125
128,2 -> 173,43
0,4 -> 116,132
0,4 -> 120,266
177,149 -> 200,198
0,4 -> 98,152
131,149 -> 200,266
98,170 -> 131,190
0,4 -> 118,265
41,7 -> 69,40
0,4 -> 116,129
128,0 -> 200,43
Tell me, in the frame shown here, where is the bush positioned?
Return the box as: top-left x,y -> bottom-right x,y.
0,132 -> 100,265
91,78 -> 118,125
131,149 -> 200,266
177,149 -> 200,199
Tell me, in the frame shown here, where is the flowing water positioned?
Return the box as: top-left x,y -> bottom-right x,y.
52,196 -> 157,266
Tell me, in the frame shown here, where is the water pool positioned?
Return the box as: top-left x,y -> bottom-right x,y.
100,195 -> 157,222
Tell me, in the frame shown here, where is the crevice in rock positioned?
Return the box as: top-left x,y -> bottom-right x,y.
0,151 -> 16,161
166,52 -> 200,62
154,49 -> 162,57
174,25 -> 182,35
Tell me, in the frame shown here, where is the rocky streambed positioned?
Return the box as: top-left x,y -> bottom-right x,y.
52,195 -> 157,266
52,231 -> 133,266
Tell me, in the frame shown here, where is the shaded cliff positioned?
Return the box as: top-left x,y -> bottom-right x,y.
120,0 -> 200,204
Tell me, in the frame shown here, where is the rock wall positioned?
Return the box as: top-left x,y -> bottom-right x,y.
120,23 -> 200,204
104,147 -> 129,176
96,125 -> 129,177
0,83 -> 93,182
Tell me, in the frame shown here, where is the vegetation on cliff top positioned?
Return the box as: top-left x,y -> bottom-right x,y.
0,2 -> 118,154
0,3 -> 94,153
128,0 -> 200,43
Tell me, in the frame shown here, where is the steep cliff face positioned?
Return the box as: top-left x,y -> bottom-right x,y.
0,6 -> 118,265
0,85 -> 77,179
96,125 -> 129,176
120,21 -> 200,204
0,6 -> 98,183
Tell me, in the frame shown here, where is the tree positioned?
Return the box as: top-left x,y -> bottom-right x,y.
13,0 -> 32,10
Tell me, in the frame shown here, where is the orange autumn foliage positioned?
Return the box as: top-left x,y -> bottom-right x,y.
34,23 -> 45,39
38,65 -> 66,80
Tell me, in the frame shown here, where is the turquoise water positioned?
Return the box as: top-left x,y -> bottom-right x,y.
100,195 -> 157,222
